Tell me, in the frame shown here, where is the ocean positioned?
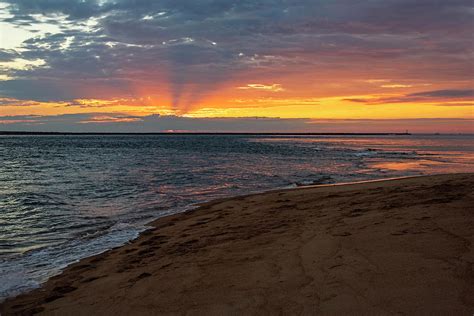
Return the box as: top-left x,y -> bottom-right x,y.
0,134 -> 473,300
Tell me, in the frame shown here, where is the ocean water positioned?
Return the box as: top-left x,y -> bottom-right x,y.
0,134 -> 473,300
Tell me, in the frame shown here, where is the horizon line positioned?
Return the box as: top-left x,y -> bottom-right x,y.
2,132 -> 474,136
0,131 -> 455,136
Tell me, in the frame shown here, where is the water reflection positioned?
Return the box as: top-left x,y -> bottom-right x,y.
0,134 -> 472,299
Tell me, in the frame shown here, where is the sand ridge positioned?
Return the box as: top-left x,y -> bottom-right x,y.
1,174 -> 473,315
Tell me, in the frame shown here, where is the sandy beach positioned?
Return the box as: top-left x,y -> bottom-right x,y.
2,174 -> 473,315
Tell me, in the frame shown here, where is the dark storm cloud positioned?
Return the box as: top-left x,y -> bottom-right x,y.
0,0 -> 473,106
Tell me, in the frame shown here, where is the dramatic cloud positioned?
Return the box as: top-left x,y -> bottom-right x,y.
237,84 -> 285,92
0,49 -> 19,62
380,84 -> 413,89
0,0 -> 472,112
0,97 -> 41,106
409,89 -> 474,99
344,89 -> 474,105
0,0 -> 472,134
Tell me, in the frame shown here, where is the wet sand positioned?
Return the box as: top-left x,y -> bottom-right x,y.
2,174 -> 473,315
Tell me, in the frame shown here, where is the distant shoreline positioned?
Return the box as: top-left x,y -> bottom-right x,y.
0,131 -> 414,136
2,131 -> 472,136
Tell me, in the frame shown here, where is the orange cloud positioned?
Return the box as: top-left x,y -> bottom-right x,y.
237,84 -> 285,92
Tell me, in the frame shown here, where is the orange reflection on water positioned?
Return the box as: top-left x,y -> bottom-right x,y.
371,160 -> 438,171
371,154 -> 474,173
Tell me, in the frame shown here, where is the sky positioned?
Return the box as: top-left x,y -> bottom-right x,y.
0,0 -> 473,133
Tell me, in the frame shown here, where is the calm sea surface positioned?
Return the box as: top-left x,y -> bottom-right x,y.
1,134 -> 473,299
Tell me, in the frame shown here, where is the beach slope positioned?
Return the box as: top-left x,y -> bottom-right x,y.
2,174 -> 473,315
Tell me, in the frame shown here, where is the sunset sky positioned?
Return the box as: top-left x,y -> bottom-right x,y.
0,0 -> 472,132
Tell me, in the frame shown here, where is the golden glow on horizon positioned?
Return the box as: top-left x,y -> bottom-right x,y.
186,97 -> 473,119
2,94 -> 472,122
1,73 -> 472,124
